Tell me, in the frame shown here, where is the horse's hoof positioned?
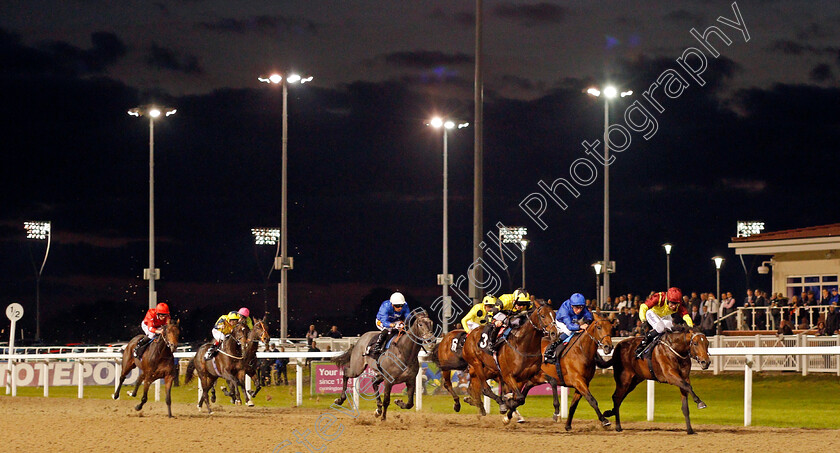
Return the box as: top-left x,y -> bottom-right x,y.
374,408 -> 382,418
564,425 -> 572,432
463,397 -> 473,405
454,402 -> 461,412
502,415 -> 510,425
134,404 -> 143,411
235,400 -> 242,406
615,426 -> 623,432
687,429 -> 696,435
516,417 -> 526,424
246,401 -> 255,407
197,405 -> 202,411
601,419 -> 611,427
127,391 -> 136,397
552,413 -> 560,422
112,394 -> 119,400
698,402 -> 707,409
333,398 -> 343,405
499,403 -> 508,413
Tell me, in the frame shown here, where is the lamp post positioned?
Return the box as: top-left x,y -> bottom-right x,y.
252,228 -> 281,324
259,72 -> 312,341
427,117 -> 469,334
592,262 -> 602,309
713,256 -> 724,302
128,105 -> 176,309
663,243 -> 672,288
520,239 -> 529,289
587,86 -> 632,305
24,221 -> 51,341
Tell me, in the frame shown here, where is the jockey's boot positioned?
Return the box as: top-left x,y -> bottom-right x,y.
204,341 -> 220,360
369,330 -> 388,359
544,338 -> 562,364
134,337 -> 152,358
491,328 -> 508,353
635,330 -> 659,359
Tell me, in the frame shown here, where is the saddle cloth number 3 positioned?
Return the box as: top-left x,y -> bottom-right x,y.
479,333 -> 489,349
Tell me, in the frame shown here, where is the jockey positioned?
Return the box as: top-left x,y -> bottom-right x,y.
205,307 -> 254,360
367,292 -> 411,359
543,293 -> 593,363
488,288 -> 531,353
635,287 -> 693,358
134,302 -> 170,358
461,295 -> 498,333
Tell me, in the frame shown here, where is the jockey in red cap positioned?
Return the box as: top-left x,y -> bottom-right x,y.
134,303 -> 171,358
635,288 -> 693,358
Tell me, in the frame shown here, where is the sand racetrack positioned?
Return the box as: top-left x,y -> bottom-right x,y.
2,396 -> 838,453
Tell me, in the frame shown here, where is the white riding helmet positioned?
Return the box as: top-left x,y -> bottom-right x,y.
389,292 -> 406,306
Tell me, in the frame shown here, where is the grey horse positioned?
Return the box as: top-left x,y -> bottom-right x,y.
332,310 -> 435,421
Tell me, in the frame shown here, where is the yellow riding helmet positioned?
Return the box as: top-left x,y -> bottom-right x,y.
482,295 -> 498,305
516,292 -> 531,302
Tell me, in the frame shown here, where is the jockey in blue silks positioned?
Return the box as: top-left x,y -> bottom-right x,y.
543,293 -> 593,363
367,291 -> 412,359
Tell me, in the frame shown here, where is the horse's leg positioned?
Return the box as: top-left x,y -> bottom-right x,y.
661,368 -> 706,410
464,372 -> 487,416
129,365 -> 143,398
566,374 -> 610,429
564,390 -> 583,431
334,373 -> 350,406
546,376 -> 561,422
394,377 -> 416,410
605,373 -> 643,432
440,369 -> 461,412
371,376 -> 385,418
164,373 -> 174,418
249,371 -> 262,398
241,372 -> 255,407
380,382 -> 394,421
201,377 -> 215,414
680,387 -> 695,434
134,378 -> 152,411
112,354 -> 133,400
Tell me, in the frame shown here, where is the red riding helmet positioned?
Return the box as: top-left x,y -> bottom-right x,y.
155,302 -> 170,315
666,287 -> 683,303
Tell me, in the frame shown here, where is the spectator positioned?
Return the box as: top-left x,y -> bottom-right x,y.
616,295 -> 630,311
754,289 -> 768,330
325,325 -> 343,338
617,307 -> 633,336
805,291 -> 818,326
260,344 -> 275,386
703,293 -> 719,328
820,288 -> 831,305
722,291 -> 737,331
770,292 -> 785,330
276,347 -> 289,385
829,288 -> 839,305
788,295 -> 805,326
632,319 -> 645,336
743,289 -> 755,329
777,319 -> 794,335
825,302 -> 839,335
306,340 -> 321,366
689,305 -> 702,327
305,324 -> 318,345
816,320 -> 828,336
689,292 -> 701,312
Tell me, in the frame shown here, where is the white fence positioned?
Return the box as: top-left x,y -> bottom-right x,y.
3,341 -> 840,427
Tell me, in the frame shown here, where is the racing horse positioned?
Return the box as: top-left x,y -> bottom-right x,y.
112,318 -> 180,417
220,317 -> 270,406
184,319 -> 250,413
426,329 -> 469,412
539,313 -> 614,430
461,300 -> 557,422
333,310 -> 435,421
598,327 -> 711,434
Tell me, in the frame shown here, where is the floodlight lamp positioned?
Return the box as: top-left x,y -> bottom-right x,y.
252,228 -> 280,245
458,122 -> 470,129
663,243 -> 672,255
586,88 -> 600,97
592,262 -> 602,275
429,117 -> 443,128
24,221 -> 51,240
713,256 -> 724,269
149,109 -> 161,118
603,86 -> 618,98
621,90 -> 633,97
287,74 -> 301,83
520,239 -> 529,250
444,120 -> 455,129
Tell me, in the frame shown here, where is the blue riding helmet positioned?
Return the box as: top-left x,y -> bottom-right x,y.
570,293 -> 586,306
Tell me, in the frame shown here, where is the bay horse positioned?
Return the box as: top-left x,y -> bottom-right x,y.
184,319 -> 250,413
426,329 -> 468,412
598,327 -> 711,434
112,318 -> 180,417
333,310 -> 435,421
538,313 -> 614,430
461,300 -> 557,422
221,318 -> 270,406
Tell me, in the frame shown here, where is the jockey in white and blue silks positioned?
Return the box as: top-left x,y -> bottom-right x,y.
543,293 -> 593,363
368,291 -> 412,359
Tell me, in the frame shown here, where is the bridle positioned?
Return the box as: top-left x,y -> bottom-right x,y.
661,331 -> 706,362
526,305 -> 555,337
580,320 -> 611,352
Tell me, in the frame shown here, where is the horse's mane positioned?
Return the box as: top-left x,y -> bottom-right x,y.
669,325 -> 692,334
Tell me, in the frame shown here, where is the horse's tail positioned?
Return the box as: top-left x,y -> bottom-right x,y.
184,357 -> 196,384
426,342 -> 441,366
333,348 -> 353,367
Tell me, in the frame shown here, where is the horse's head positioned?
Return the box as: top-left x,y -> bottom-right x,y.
230,318 -> 250,348
163,319 -> 180,353
407,310 -> 436,344
251,318 -> 270,345
688,331 -> 711,369
530,299 -> 558,340
587,314 -> 614,355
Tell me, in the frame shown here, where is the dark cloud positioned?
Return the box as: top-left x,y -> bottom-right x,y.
145,42 -> 202,74
796,22 -> 831,41
497,74 -> 544,93
428,8 -> 475,28
492,2 -> 566,27
379,50 -> 473,69
197,15 -> 319,35
768,40 -> 840,57
0,29 -> 125,77
809,63 -> 833,82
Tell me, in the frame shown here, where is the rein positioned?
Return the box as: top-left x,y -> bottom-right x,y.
502,310 -> 550,358
661,332 -> 704,361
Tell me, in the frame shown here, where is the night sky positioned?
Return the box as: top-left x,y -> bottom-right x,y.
1,1 -> 839,341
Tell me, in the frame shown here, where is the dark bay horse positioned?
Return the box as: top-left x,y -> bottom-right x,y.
462,300 -> 557,422
184,320 -> 250,413
426,329 -> 468,412
333,311 -> 435,421
112,319 -> 180,417
221,318 -> 269,406
539,314 -> 614,430
598,327 -> 711,434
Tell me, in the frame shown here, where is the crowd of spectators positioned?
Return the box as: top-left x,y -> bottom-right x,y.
592,288 -> 840,336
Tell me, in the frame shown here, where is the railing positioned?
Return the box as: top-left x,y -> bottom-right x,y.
716,304 -> 836,331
